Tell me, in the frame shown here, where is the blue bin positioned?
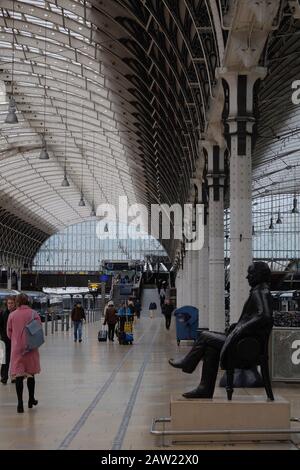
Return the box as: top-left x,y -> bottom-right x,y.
174,306 -> 199,345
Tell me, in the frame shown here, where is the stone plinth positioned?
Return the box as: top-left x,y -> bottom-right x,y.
170,395 -> 290,442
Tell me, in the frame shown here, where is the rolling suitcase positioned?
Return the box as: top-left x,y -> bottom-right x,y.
98,328 -> 108,342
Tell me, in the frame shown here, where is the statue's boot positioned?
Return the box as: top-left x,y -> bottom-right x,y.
182,347 -> 220,398
169,338 -> 207,374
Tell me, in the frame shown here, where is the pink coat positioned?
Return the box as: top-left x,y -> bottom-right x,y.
7,305 -> 41,377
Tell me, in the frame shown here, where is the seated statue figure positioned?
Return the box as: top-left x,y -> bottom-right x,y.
169,262 -> 273,398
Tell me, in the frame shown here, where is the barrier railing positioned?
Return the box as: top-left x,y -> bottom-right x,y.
42,308 -> 100,336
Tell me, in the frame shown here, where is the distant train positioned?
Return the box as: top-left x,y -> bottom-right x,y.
0,289 -> 63,322
22,291 -> 49,321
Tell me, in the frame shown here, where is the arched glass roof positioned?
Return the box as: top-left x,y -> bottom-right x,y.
0,0 -> 219,237
253,15 -> 300,199
0,0 -> 147,233
1,0 -> 300,270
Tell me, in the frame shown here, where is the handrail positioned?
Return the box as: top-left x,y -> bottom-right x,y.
151,417 -> 300,437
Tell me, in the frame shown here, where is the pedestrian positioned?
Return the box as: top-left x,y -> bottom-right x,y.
159,288 -> 166,308
149,301 -> 157,319
127,297 -> 135,316
117,301 -> 128,335
6,293 -> 41,413
103,301 -> 117,341
117,301 -> 133,344
71,301 -> 86,343
134,298 -> 142,319
0,295 -> 16,384
162,298 -> 174,330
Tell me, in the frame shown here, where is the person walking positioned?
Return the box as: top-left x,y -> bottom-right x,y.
103,301 -> 117,341
127,298 -> 135,317
159,288 -> 166,308
149,301 -> 157,319
0,295 -> 16,384
71,301 -> 86,343
6,293 -> 41,413
134,298 -> 142,319
162,298 -> 174,330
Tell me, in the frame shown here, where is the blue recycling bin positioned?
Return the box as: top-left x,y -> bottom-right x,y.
174,306 -> 199,345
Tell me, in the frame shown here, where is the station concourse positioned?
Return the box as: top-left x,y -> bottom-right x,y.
1,0 -> 300,451
0,288 -> 299,450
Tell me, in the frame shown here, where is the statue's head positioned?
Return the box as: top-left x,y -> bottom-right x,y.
246,262 -> 271,288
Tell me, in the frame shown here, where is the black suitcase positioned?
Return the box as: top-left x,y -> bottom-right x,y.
98,329 -> 108,342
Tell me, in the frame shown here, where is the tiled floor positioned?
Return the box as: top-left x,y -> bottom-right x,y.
0,288 -> 299,450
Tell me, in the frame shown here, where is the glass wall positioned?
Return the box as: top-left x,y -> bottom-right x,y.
33,220 -> 167,271
225,193 -> 300,261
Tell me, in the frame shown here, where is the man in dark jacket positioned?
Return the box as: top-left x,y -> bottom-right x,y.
0,296 -> 16,384
169,262 -> 273,398
71,302 -> 86,343
162,299 -> 174,330
104,301 -> 117,341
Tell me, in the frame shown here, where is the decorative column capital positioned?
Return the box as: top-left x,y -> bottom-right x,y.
217,66 -> 267,120
217,66 -> 267,86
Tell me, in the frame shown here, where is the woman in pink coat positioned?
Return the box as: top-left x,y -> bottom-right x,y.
7,293 -> 41,413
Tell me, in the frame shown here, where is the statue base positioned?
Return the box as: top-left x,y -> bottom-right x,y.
169,395 -> 290,442
219,367 -> 263,387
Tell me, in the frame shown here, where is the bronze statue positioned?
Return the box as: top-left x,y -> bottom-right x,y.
169,262 -> 273,398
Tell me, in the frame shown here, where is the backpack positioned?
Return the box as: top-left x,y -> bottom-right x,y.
23,311 -> 45,354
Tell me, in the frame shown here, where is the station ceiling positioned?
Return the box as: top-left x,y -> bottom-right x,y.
0,0 -> 299,265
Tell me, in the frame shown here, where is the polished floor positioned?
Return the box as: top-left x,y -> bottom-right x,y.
0,288 -> 300,450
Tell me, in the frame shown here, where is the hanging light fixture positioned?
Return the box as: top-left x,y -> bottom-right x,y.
252,224 -> 256,236
61,168 -> 70,187
78,104 -> 85,206
192,184 -> 198,232
61,69 -> 69,187
39,22 -> 49,160
5,1 -> 18,124
292,196 -> 299,214
268,190 -> 275,229
90,202 -> 96,217
104,223 -> 109,232
79,191 -> 85,207
39,137 -> 49,160
276,210 -> 282,224
5,97 -> 18,124
90,132 -> 96,217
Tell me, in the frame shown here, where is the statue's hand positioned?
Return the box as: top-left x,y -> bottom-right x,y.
227,325 -> 242,344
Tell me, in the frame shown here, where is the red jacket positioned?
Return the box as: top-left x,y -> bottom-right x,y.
104,307 -> 117,325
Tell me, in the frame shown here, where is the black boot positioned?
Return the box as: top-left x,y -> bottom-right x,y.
169,358 -> 185,369
169,338 -> 207,373
16,377 -> 24,413
182,347 -> 220,399
27,376 -> 38,408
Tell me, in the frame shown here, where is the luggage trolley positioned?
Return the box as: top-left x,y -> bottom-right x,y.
117,314 -> 134,345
